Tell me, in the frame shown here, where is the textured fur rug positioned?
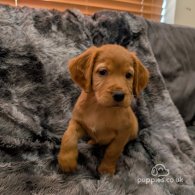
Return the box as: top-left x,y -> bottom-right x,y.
0,5 -> 194,195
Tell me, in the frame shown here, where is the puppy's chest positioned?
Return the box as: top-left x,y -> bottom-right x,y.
80,107 -> 131,139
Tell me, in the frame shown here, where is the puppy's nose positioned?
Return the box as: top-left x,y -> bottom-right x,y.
112,91 -> 125,102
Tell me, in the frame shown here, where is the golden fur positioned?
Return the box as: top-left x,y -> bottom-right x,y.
58,44 -> 149,175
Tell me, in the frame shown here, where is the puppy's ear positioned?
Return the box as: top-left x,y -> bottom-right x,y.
131,52 -> 149,98
68,47 -> 97,93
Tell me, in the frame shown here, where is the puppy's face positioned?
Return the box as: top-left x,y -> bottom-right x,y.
92,48 -> 135,107
69,44 -> 149,107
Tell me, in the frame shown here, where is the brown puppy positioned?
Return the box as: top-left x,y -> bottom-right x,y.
58,44 -> 149,175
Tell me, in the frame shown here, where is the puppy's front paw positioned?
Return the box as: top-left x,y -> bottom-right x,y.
58,153 -> 77,172
98,162 -> 116,175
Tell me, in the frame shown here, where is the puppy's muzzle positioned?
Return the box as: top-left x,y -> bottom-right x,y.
112,91 -> 125,102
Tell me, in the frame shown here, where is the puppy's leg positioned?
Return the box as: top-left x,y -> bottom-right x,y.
98,132 -> 130,175
58,119 -> 85,172
129,112 -> 138,141
129,128 -> 138,141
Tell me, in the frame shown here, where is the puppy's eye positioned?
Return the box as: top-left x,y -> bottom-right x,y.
126,72 -> 132,79
99,69 -> 108,76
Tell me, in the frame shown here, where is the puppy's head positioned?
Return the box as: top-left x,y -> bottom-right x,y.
69,44 -> 149,107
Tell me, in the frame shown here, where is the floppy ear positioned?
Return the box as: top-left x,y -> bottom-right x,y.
68,47 -> 97,93
131,52 -> 149,98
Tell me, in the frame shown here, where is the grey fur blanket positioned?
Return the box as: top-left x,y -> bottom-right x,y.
0,5 -> 194,195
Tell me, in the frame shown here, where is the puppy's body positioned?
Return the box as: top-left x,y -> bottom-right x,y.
73,91 -> 138,145
58,44 -> 149,175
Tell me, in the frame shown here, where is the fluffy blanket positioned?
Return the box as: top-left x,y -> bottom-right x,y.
0,5 -> 194,195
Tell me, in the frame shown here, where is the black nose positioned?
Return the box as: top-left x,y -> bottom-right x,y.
113,91 -> 125,102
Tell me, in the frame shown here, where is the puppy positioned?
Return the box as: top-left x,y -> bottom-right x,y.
58,44 -> 149,175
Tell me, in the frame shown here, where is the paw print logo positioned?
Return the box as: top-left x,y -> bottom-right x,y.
151,164 -> 169,177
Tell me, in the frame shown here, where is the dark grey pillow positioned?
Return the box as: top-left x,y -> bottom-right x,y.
147,21 -> 195,124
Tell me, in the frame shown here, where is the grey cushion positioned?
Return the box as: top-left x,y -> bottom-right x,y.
147,21 -> 195,124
